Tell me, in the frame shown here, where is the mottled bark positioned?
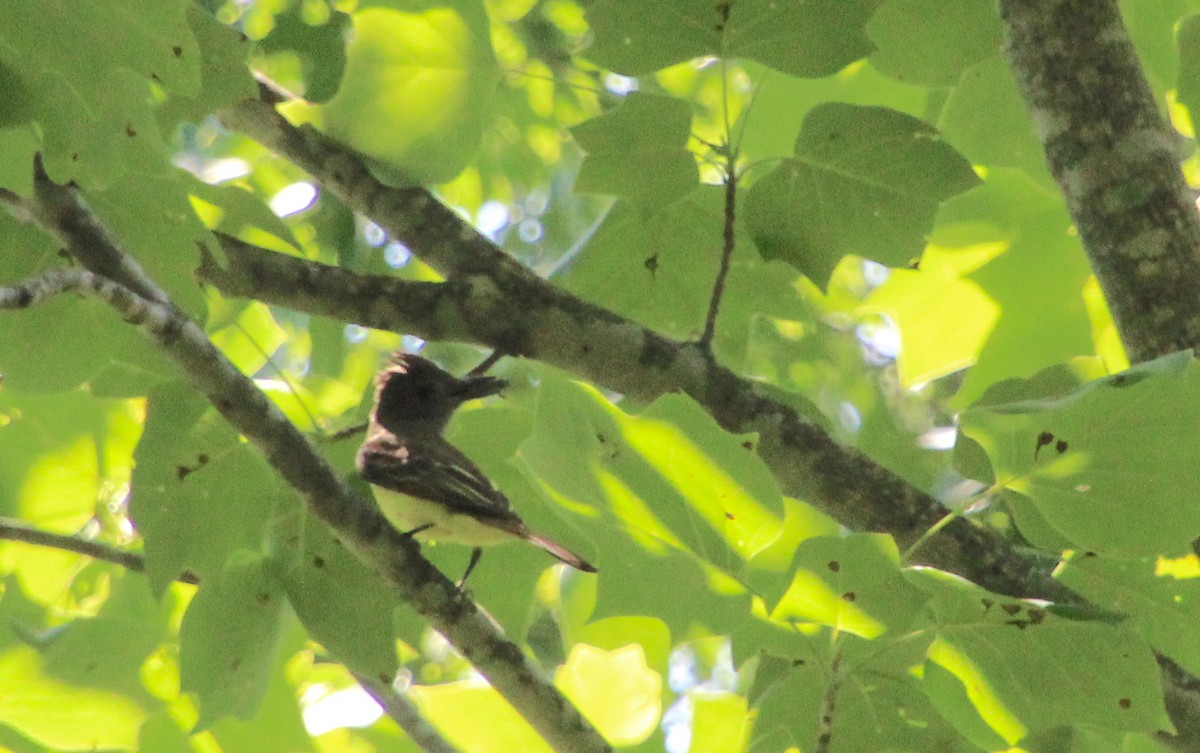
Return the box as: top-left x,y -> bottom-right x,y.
1000,0 -> 1200,362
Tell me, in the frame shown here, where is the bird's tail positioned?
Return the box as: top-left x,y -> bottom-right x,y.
524,532 -> 598,573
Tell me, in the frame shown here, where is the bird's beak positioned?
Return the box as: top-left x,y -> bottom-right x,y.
454,375 -> 507,402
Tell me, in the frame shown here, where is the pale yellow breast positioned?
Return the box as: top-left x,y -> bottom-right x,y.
369,486 -> 519,547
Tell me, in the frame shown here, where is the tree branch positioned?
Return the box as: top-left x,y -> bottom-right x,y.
30,156 -> 170,305
999,0 -> 1200,363
999,3 -> 1200,748
14,174 -> 613,753
352,672 -> 466,753
213,101 -> 1071,604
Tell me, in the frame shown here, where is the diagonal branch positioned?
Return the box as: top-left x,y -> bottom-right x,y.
15,174 -> 613,753
214,100 -> 1070,604
353,672 -> 466,753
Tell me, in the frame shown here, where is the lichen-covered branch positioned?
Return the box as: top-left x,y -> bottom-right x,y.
999,0 -> 1200,362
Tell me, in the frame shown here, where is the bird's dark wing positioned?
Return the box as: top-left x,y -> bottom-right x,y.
357,434 -> 516,521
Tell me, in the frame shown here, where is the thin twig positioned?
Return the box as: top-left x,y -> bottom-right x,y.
699,153 -> 737,350
0,516 -> 200,585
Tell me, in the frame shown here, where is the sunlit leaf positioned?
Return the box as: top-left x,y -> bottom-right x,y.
283,2 -> 500,186
556,644 -> 662,746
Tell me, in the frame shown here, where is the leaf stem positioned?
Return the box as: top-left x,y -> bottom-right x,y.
700,148 -> 737,349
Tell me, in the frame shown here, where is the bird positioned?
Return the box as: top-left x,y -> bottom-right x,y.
356,352 -> 596,583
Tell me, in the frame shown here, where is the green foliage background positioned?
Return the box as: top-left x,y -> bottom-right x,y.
0,0 -> 1198,751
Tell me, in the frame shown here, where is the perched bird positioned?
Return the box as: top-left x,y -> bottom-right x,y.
356,353 -> 596,582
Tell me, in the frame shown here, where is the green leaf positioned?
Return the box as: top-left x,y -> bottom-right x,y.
1177,15 -> 1200,126
572,93 -> 698,210
519,373 -> 774,636
867,0 -> 1003,87
205,621 -> 315,752
1019,725 -> 1128,753
960,351 -> 1200,557
1057,553 -> 1200,677
138,711 -> 197,753
88,170 -> 216,318
0,389 -> 141,528
0,124 -> 38,195
254,4 -> 349,104
932,171 -> 1096,408
0,392 -> 145,610
0,62 -> 34,128
749,632 -> 975,753
1123,0 -> 1195,99
864,262 -> 1000,388
735,60 -> 930,170
157,5 -> 257,130
688,691 -> 749,753
555,644 -> 662,746
0,0 -> 198,188
0,214 -> 175,395
279,518 -> 398,681
574,616 -> 672,684
769,534 -> 925,637
188,180 -> 301,253
523,374 -> 785,572
745,103 -> 979,287
583,0 -> 883,77
131,382 -> 283,591
180,550 -> 290,726
938,58 -> 1052,186
409,681 -> 553,753
283,2 -> 500,186
562,185 -> 807,362
912,569 -> 1170,744
0,577 -> 160,751
207,300 -> 287,376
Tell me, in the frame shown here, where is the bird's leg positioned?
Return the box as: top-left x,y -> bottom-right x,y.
401,523 -> 434,539
458,547 -> 484,587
